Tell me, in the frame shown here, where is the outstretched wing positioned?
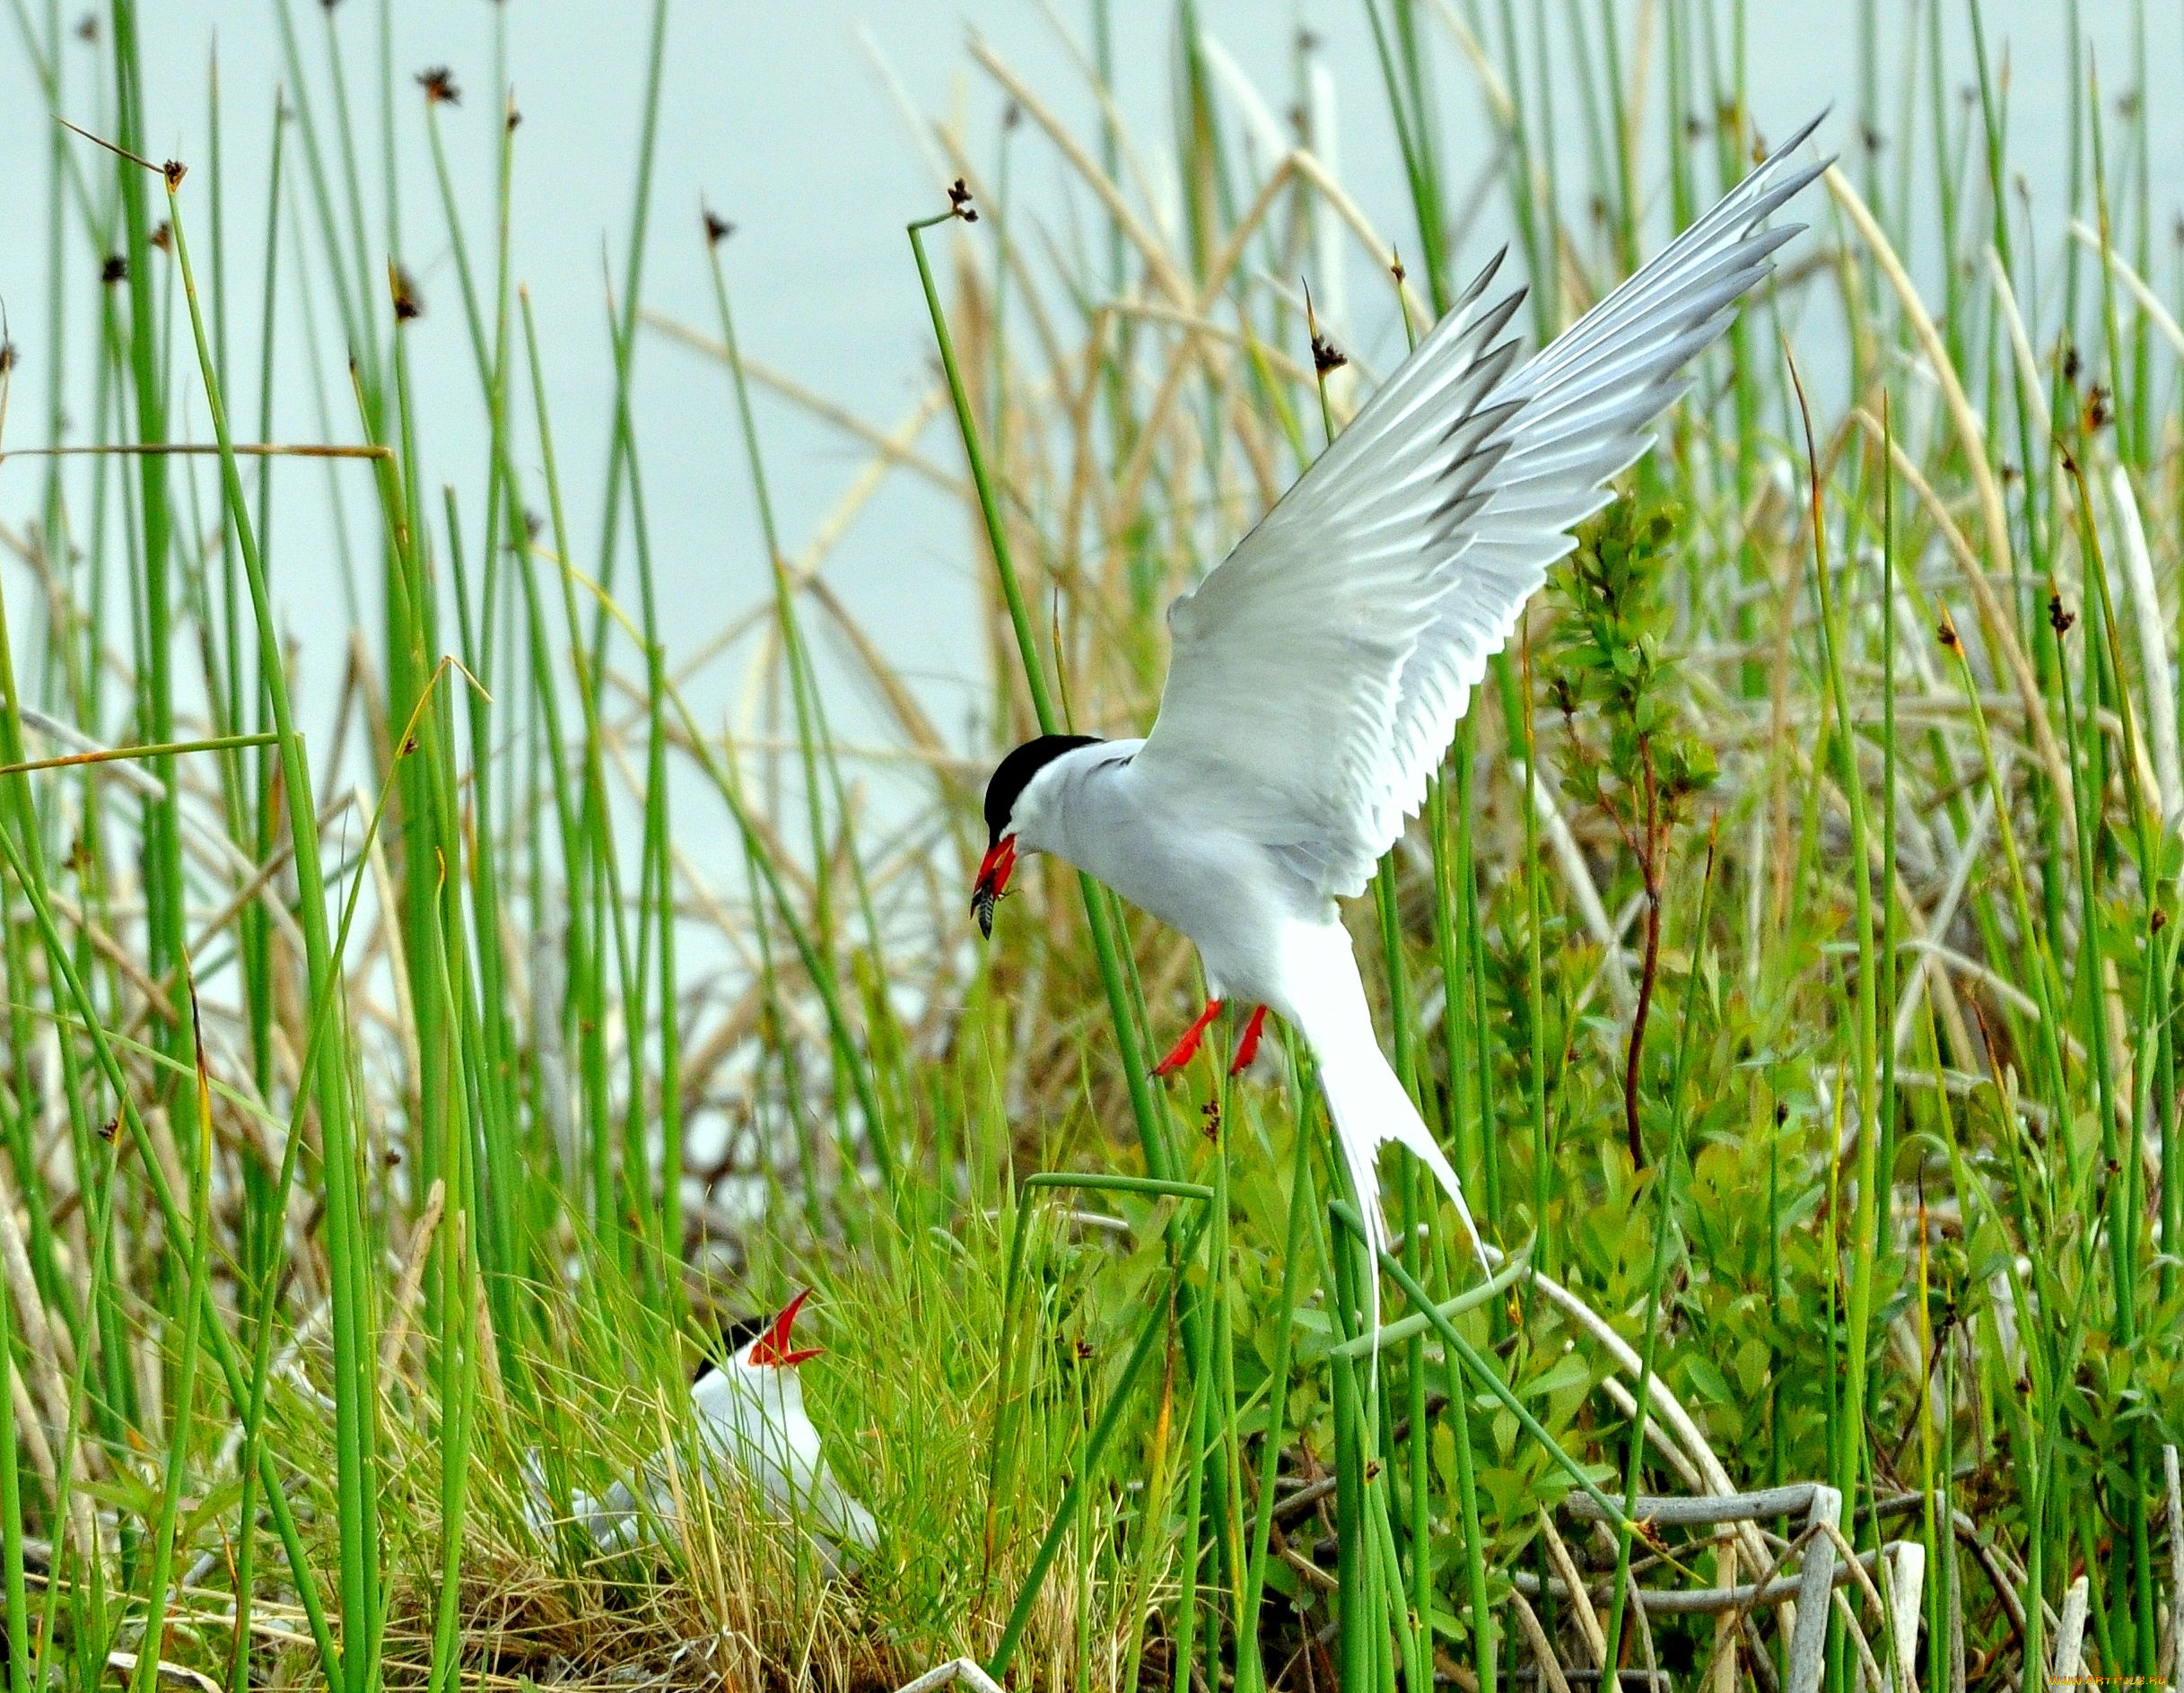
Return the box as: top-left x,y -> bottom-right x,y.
1134,115 -> 1828,901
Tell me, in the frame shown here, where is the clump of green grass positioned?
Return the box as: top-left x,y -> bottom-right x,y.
1,3 -> 2181,1691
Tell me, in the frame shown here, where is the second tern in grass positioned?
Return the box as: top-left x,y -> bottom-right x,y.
528,1290 -> 877,1570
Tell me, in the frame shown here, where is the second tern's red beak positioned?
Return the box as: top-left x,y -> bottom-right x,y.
748,1287 -> 823,1368
971,834 -> 1017,938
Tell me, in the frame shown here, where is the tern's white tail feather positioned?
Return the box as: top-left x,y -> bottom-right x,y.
1282,925 -> 1489,1348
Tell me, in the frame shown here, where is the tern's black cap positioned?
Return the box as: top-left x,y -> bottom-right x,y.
694,1311 -> 773,1382
983,734 -> 1100,842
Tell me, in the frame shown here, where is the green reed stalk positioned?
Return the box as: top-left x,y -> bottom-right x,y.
1201,1118 -> 1249,1691
705,235 -> 896,1198
1400,1164 -> 1432,1693
422,82 -> 552,1320
516,289 -> 642,1239
0,1217 -> 28,1692
1490,0 -> 1549,337
2063,454 -> 2162,1670
1521,643 -> 1550,1278
127,979 -> 215,1693
908,210 -> 1166,1171
582,0 -> 667,655
229,1003 -> 317,1691
424,916 -> 481,1693
2088,66 -> 2136,470
1331,1236 -> 1376,1693
987,1203 -> 1212,1680
1236,1114 -> 1316,1632
1170,1322 -> 1213,1693
1791,352 -> 1881,1543
307,1 -> 378,399
1450,1333 -> 1501,1693
162,173 -> 381,1693
106,1 -> 188,1076
601,273 -> 685,1286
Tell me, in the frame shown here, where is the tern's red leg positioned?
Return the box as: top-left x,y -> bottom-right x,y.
1151,999 -> 1225,1078
1228,1005 -> 1268,1075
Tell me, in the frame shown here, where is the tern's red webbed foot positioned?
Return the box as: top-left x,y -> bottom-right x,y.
1151,999 -> 1225,1078
1228,1006 -> 1268,1075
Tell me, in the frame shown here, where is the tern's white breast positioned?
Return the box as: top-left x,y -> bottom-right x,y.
1038,751 -> 1315,1004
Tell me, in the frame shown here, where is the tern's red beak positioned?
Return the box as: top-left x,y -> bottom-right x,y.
748,1287 -> 822,1368
971,834 -> 1017,938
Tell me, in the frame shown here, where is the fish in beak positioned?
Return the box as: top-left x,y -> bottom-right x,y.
971,834 -> 1017,938
747,1287 -> 823,1368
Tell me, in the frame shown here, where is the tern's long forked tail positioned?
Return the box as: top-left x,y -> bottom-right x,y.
1282,925 -> 1489,1348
